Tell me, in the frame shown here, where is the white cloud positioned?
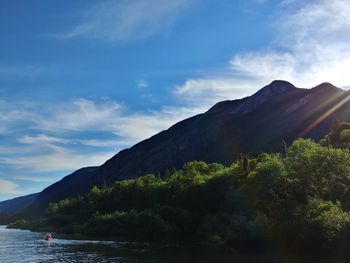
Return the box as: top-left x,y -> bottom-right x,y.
18,134 -> 132,148
13,175 -> 53,183
35,98 -> 121,132
23,98 -> 203,142
111,105 -> 205,141
0,98 -> 206,175
54,0 -> 193,42
0,179 -> 22,195
19,134 -> 71,145
175,77 -> 260,106
136,79 -> 149,88
175,0 -> 350,106
0,150 -> 115,173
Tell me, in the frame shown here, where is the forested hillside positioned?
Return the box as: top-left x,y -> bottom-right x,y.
10,123 -> 350,249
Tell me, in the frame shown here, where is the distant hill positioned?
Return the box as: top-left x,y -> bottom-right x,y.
0,193 -> 38,216
15,80 -> 350,218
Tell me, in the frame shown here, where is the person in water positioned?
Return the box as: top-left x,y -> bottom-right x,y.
44,233 -> 52,241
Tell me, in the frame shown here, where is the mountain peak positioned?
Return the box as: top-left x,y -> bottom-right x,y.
312,82 -> 339,91
231,80 -> 297,114
256,80 -> 296,96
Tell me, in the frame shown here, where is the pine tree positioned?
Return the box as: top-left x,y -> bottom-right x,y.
282,140 -> 288,157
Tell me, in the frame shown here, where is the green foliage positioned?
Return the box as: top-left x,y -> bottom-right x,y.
285,139 -> 350,201
7,219 -> 32,230
15,136 -> 350,249
83,209 -> 173,240
197,213 -> 265,246
7,219 -> 48,231
295,198 -> 350,244
321,121 -> 350,149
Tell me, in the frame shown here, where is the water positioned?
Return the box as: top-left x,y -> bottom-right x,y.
0,225 -> 348,263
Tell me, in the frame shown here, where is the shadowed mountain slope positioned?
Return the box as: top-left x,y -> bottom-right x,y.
17,80 -> 350,217
0,193 -> 39,216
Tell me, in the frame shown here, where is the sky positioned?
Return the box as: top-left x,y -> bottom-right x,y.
1,0 -> 350,201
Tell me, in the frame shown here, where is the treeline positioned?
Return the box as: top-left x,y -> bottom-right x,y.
8,123 -> 350,249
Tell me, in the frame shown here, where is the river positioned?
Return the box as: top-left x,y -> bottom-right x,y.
1,225 -> 349,262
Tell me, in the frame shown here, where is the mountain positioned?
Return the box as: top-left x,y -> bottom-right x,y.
96,80 -> 348,181
0,193 -> 39,216
16,80 -> 350,217
35,167 -> 99,206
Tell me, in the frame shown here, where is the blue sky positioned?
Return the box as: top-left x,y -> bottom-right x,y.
1,0 -> 350,200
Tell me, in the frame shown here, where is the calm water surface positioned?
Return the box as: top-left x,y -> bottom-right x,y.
0,225 -> 348,263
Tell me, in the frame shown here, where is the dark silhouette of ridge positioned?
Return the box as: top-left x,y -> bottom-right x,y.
14,80 -> 350,218
0,193 -> 39,216
312,82 -> 339,91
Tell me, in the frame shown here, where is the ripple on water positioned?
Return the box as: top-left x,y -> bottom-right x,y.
1,226 -> 349,263
0,226 -> 125,263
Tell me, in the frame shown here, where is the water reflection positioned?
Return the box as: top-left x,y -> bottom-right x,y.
0,226 -> 349,263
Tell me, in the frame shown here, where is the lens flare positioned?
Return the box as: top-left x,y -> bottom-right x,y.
300,95 -> 350,137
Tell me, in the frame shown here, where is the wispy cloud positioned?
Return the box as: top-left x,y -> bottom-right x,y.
54,0 -> 193,42
0,65 -> 45,76
136,79 -> 149,88
0,179 -> 22,195
175,77 -> 260,106
20,98 -> 203,142
33,98 -> 122,133
0,150 -> 115,173
13,175 -> 53,183
175,0 -> 350,106
18,134 -> 72,145
0,98 -> 204,175
110,105 -> 205,141
18,134 -> 132,148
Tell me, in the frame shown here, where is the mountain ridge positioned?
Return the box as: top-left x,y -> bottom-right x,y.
0,193 -> 39,216
12,80 -> 350,218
